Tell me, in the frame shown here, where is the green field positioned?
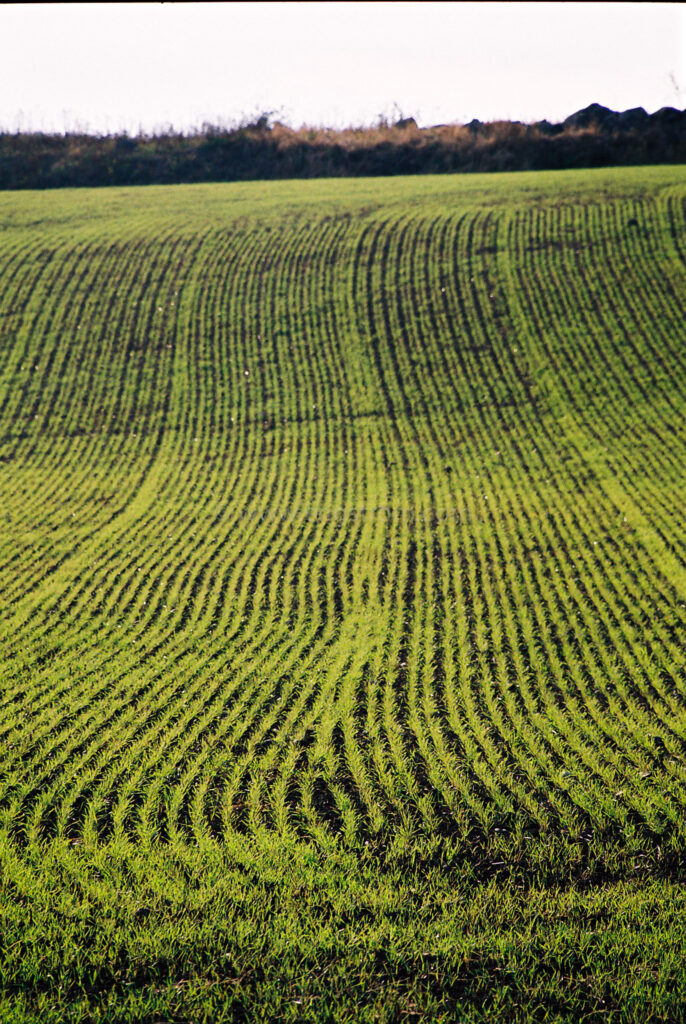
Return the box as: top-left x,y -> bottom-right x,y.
1,166 -> 686,1022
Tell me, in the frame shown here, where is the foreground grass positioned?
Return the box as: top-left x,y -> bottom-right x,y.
3,840 -> 686,1023
0,166 -> 685,1020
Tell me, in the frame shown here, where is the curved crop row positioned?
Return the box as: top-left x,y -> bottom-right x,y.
0,168 -> 684,868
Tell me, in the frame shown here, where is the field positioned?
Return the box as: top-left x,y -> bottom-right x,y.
1,166 -> 686,1022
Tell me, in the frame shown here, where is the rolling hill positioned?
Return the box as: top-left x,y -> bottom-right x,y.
1,166 -> 686,1022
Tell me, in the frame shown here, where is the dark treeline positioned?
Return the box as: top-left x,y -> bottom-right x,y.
1,103 -> 685,190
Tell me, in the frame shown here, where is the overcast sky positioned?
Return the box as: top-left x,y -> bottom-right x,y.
2,2 -> 684,133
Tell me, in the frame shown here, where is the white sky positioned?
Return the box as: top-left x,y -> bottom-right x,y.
2,2 -> 685,133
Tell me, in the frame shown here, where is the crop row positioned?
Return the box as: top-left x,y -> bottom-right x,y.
0,172 -> 684,863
